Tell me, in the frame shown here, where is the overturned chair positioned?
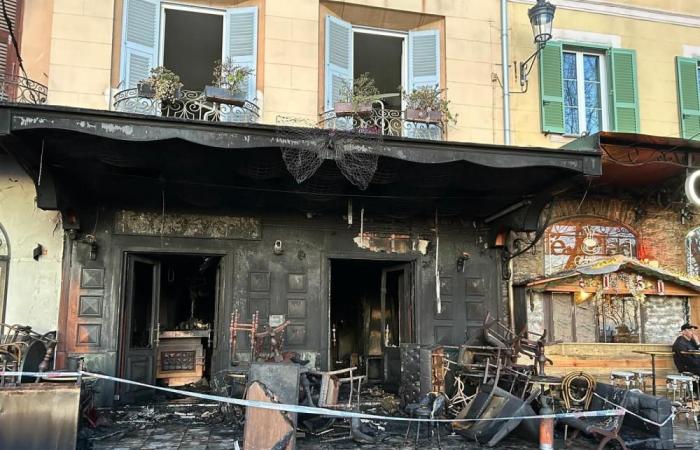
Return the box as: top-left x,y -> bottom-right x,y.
561,384 -> 629,450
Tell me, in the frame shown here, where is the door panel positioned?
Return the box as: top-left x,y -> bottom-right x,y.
120,255 -> 160,400
381,263 -> 414,348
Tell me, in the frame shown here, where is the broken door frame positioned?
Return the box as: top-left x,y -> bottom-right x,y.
113,245 -> 230,401
323,253 -> 419,371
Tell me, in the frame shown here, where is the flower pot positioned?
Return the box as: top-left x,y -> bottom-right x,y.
406,108 -> 442,124
334,102 -> 373,118
205,85 -> 246,107
137,82 -> 155,98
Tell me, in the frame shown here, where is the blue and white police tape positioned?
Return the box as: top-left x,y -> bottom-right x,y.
1,370 -> 630,424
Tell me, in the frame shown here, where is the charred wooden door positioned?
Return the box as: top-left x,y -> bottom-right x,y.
119,255 -> 160,401
380,263 -> 415,347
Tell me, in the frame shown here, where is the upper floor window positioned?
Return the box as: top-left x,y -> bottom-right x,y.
121,0 -> 257,99
676,57 -> 700,140
540,42 -> 639,136
563,50 -> 608,135
324,15 -> 441,139
544,217 -> 638,275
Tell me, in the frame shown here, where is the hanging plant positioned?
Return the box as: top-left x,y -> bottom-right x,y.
205,58 -> 254,106
401,85 -> 457,125
138,66 -> 183,104
334,72 -> 380,117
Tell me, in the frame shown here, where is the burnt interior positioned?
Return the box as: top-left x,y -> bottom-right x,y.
330,259 -> 405,381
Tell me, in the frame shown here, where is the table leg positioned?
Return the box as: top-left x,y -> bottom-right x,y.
651,354 -> 657,396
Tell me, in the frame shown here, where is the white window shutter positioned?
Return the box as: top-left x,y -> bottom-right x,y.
225,7 -> 258,102
324,15 -> 353,112
408,29 -> 440,91
121,0 -> 160,89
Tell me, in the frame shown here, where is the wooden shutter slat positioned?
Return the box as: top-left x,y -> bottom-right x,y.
539,41 -> 565,134
676,56 -> 700,140
609,48 -> 640,133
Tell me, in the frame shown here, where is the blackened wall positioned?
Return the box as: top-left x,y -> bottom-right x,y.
57,207 -> 504,405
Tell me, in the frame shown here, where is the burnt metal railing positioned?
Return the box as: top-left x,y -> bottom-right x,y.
319,99 -> 445,141
113,88 -> 260,123
0,75 -> 48,104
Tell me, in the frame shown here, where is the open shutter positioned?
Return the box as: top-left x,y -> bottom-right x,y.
609,48 -> 640,133
324,15 -> 352,112
407,29 -> 440,91
676,57 -> 700,140
539,41 -> 564,134
121,0 -> 160,89
407,29 -> 440,139
225,7 -> 258,102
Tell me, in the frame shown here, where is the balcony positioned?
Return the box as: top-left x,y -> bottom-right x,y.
319,99 -> 445,141
112,88 -> 260,123
0,75 -> 48,104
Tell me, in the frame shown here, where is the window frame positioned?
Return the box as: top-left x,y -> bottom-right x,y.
351,25 -> 408,111
561,47 -> 610,136
157,2 -> 226,69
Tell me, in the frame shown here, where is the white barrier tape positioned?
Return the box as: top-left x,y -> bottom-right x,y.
1,371 -> 82,378
592,393 -> 676,428
1,370 -> 623,424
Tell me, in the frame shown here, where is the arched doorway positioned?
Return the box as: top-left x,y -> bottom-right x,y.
544,216 -> 638,275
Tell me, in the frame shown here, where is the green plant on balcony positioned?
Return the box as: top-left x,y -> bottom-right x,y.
401,85 -> 457,125
335,72 -> 380,117
138,66 -> 183,104
205,58 -> 254,106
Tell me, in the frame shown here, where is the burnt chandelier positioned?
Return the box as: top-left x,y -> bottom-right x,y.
519,0 -> 556,89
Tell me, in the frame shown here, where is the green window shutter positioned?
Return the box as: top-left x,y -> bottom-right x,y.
608,48 -> 640,133
539,41 -> 564,134
676,56 -> 700,140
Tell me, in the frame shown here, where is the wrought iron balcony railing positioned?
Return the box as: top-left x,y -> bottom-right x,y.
319,99 -> 445,141
112,88 -> 260,123
0,75 -> 48,104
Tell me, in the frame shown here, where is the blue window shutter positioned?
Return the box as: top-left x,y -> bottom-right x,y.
121,0 -> 160,89
608,48 -> 640,133
407,29 -> 440,139
324,15 -> 353,112
538,41 -> 564,134
407,29 -> 440,91
225,7 -> 258,102
676,57 -> 700,140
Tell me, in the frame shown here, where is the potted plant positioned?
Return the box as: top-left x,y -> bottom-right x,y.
205,58 -> 254,106
138,66 -> 183,104
334,72 -> 379,117
402,85 -> 457,125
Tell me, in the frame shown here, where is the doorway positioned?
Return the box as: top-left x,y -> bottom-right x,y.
329,259 -> 414,381
118,253 -> 221,402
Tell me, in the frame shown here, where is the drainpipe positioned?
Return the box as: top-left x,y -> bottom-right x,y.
501,0 -> 511,146
501,0 -> 516,333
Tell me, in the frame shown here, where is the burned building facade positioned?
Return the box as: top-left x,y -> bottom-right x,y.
0,103 -> 599,404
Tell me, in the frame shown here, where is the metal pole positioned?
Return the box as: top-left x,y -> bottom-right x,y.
501,0 -> 511,145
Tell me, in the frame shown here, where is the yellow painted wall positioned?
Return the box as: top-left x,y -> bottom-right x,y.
509,1 -> 700,148
15,0 -> 700,146
48,0 -> 115,109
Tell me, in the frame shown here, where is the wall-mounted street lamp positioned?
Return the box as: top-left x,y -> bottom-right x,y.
518,0 -> 556,89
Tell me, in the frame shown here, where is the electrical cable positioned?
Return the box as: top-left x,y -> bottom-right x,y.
1,0 -> 26,78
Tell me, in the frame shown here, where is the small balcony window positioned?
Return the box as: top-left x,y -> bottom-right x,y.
116,0 -> 258,122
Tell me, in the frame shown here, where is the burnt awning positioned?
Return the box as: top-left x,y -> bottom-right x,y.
562,131 -> 700,189
0,103 -> 601,234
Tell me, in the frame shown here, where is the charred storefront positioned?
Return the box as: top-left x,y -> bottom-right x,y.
0,104 -> 600,406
